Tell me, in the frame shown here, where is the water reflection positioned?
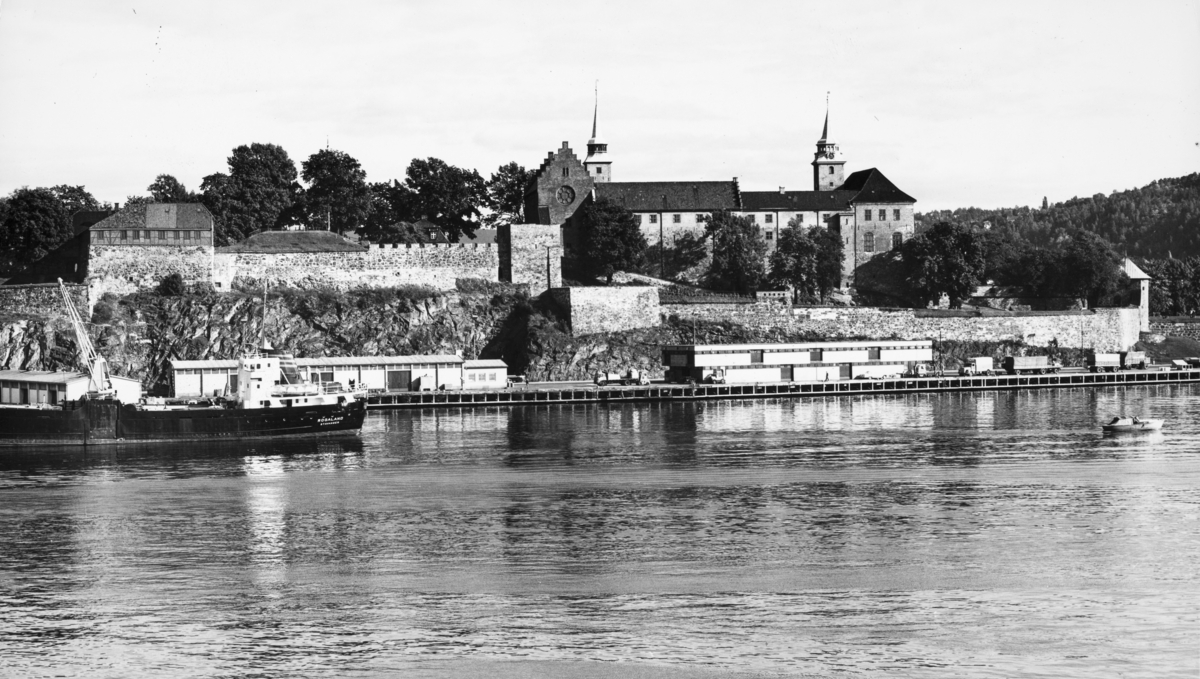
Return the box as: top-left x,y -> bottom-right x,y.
1,385 -> 1199,677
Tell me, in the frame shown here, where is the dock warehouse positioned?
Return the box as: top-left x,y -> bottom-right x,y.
170,355 -> 504,397
0,370 -> 142,405
661,340 -> 934,384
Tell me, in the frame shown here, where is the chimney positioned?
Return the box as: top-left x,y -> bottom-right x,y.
114,202 -> 120,210
779,186 -> 785,194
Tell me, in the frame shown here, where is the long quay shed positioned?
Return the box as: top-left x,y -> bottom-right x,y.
662,340 -> 934,383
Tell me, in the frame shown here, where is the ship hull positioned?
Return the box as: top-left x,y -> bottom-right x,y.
0,399 -> 366,446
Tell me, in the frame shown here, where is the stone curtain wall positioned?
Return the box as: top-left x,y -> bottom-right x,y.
499,224 -> 563,295
663,304 -> 1142,351
1149,318 -> 1200,339
212,243 -> 499,291
88,244 -> 214,301
0,283 -> 88,317
550,286 -> 662,336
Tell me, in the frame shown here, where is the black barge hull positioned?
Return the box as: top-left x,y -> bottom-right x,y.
0,399 -> 366,446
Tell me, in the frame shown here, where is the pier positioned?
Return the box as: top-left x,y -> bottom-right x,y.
365,368 -> 1200,409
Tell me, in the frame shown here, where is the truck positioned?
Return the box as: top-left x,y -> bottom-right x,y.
959,357 -> 995,376
594,369 -> 650,387
1120,351 -> 1147,370
1002,356 -> 1061,375
1087,352 -> 1121,373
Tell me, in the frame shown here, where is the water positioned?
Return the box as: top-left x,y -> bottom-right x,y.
2,385 -> 1199,678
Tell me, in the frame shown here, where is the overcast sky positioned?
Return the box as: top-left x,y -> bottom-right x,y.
1,0 -> 1197,211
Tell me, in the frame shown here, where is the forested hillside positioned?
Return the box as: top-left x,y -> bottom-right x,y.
918,173 -> 1200,258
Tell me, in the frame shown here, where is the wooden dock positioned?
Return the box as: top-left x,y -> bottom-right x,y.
365,369 -> 1200,409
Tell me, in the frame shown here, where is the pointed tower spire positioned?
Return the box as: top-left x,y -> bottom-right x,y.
820,92 -> 830,141
813,92 -> 845,191
585,80 -> 612,182
590,80 -> 600,142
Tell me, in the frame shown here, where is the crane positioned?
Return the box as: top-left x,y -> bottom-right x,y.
57,278 -> 113,396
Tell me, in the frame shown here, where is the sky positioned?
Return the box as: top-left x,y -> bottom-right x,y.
0,0 -> 1197,211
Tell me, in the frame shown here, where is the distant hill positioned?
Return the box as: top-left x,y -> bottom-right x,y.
917,173 -> 1200,257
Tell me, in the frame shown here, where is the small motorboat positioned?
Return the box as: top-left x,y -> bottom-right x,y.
1102,416 -> 1164,433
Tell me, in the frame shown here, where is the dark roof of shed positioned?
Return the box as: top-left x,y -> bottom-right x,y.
740,190 -> 856,212
594,181 -> 741,211
837,168 -> 916,204
90,203 -> 214,230
217,230 -> 367,253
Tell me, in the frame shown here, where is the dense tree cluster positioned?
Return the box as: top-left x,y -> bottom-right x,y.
768,219 -> 844,303
1,145 -> 533,265
917,173 -> 1200,258
705,210 -> 766,294
569,197 -> 648,284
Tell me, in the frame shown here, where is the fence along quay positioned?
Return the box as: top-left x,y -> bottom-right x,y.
365,368 -> 1200,409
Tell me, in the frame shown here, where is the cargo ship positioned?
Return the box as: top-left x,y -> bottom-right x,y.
0,282 -> 366,446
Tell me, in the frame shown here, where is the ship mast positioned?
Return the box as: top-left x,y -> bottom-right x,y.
57,278 -> 113,396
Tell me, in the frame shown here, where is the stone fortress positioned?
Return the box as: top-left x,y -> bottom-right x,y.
0,93 -> 1146,353
525,93 -> 918,285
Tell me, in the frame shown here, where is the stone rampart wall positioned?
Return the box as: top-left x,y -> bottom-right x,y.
1149,318 -> 1200,339
212,243 -> 499,291
662,304 -> 1142,351
88,244 -> 214,302
550,286 -> 662,336
500,224 -> 562,294
0,283 -> 88,318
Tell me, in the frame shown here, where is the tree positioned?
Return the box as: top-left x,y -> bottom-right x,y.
768,226 -> 819,302
0,188 -> 72,264
1050,229 -> 1128,308
811,225 -> 845,300
900,221 -> 984,308
200,142 -> 300,245
300,149 -> 371,234
156,272 -> 186,296
572,197 -> 647,283
483,162 -> 531,228
391,158 -> 487,241
49,185 -> 101,216
147,175 -> 195,202
705,210 -> 766,294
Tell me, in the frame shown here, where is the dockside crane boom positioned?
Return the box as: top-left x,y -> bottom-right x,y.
57,278 -> 113,395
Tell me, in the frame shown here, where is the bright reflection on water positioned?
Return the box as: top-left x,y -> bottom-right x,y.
2,385 -> 1200,678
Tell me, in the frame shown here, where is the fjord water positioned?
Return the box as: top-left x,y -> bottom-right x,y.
2,386 -> 1198,678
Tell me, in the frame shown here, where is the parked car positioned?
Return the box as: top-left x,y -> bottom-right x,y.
959,357 -> 995,376
595,369 -> 650,387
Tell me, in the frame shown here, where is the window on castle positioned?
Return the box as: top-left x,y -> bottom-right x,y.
157,231 -> 166,240
596,167 -> 603,174
797,214 -> 804,223
828,167 -> 835,175
863,232 -> 875,252
893,209 -> 901,221
172,230 -> 179,240
765,231 -> 774,241
864,209 -> 872,221
120,230 -> 128,241
893,232 -> 903,249
765,214 -> 773,224
142,230 -> 150,241
562,167 -> 568,177
183,230 -> 191,240
649,214 -> 658,224
672,214 -> 681,224
748,214 -> 757,223
635,214 -> 642,225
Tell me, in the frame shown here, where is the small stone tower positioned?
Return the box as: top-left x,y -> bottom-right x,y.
812,97 -> 846,191
584,84 -> 612,183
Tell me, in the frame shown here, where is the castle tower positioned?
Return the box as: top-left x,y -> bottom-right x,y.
812,96 -> 845,191
583,84 -> 612,183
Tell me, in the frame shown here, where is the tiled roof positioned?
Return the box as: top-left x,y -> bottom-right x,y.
217,230 -> 367,253
740,190 -> 856,212
595,181 -> 741,212
837,168 -> 916,204
91,203 -> 214,231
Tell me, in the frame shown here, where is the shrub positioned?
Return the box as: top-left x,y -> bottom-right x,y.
156,273 -> 186,297
91,301 -> 115,324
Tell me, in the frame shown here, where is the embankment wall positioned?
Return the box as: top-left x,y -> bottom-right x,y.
549,286 -> 662,336
212,243 -> 499,291
88,244 -> 214,301
0,283 -> 89,318
499,224 -> 563,294
662,303 -> 1142,351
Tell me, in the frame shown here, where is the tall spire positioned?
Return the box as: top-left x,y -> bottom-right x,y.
585,80 -> 611,182
589,80 -> 601,143
820,92 -> 830,141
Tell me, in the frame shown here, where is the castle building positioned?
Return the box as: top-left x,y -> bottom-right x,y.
525,96 -> 917,287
